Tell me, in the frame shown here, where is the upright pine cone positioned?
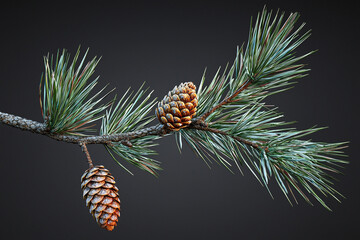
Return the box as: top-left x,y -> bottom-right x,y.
155,82 -> 198,130
81,165 -> 121,231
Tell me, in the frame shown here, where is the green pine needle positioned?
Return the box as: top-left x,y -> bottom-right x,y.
40,47 -> 111,135
100,84 -> 161,176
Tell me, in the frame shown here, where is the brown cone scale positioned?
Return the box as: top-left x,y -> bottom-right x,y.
155,82 -> 198,130
81,165 -> 121,231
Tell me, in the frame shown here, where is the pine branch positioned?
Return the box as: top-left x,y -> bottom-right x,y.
0,7 -> 348,211
0,111 -> 168,144
0,112 -> 48,134
176,8 -> 348,209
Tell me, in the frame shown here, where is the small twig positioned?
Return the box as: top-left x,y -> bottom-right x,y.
197,79 -> 252,122
80,142 -> 94,168
190,123 -> 266,151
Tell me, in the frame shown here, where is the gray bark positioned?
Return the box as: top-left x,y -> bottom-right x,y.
0,111 -> 169,145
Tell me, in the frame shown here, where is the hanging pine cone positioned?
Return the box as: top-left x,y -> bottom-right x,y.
81,165 -> 121,231
155,82 -> 198,130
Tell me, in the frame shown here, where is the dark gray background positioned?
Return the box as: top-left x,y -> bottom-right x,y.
0,1 -> 358,239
